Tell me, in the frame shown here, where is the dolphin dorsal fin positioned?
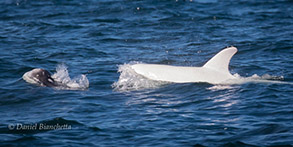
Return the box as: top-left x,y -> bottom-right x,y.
203,46 -> 237,74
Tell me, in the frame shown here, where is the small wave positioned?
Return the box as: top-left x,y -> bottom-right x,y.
39,117 -> 83,126
51,64 -> 89,90
112,62 -> 168,91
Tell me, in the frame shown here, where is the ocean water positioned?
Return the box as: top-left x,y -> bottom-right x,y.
0,0 -> 292,146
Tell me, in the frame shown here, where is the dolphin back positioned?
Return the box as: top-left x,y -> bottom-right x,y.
131,47 -> 238,83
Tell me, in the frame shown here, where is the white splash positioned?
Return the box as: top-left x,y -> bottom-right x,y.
112,62 -> 168,91
207,85 -> 235,91
222,73 -> 287,85
207,73 -> 289,90
51,64 -> 89,90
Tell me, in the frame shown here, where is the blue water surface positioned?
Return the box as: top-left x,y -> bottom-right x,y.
0,0 -> 292,146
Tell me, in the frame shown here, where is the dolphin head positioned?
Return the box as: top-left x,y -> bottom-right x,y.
23,68 -> 57,87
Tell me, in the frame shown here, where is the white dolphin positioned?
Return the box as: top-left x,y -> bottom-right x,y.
131,46 -> 237,84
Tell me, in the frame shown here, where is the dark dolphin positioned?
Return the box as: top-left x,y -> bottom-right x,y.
23,68 -> 57,87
